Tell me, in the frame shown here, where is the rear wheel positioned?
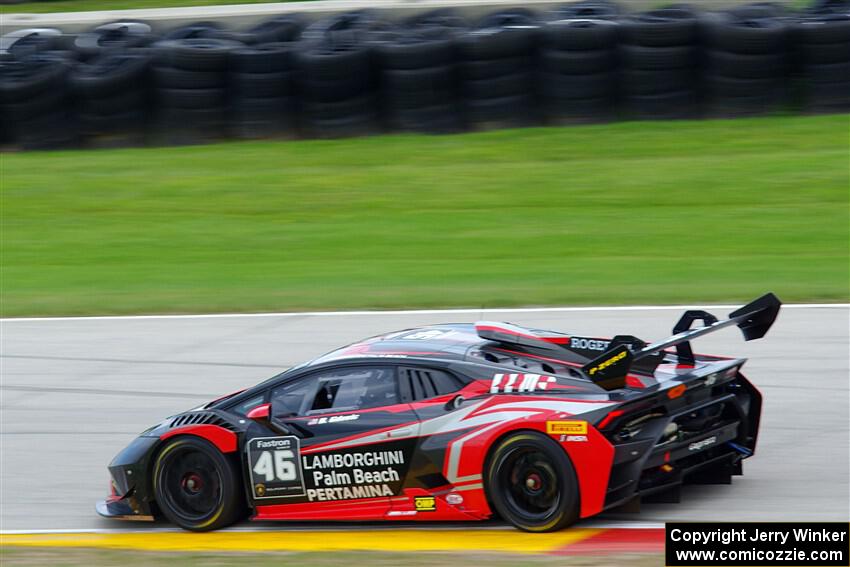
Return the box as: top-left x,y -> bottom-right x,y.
485,431 -> 579,532
153,437 -> 243,531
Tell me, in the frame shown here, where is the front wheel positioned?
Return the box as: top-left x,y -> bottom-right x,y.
153,436 -> 244,531
485,431 -> 580,532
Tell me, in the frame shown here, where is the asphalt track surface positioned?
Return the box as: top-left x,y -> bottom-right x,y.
1,305 -> 848,533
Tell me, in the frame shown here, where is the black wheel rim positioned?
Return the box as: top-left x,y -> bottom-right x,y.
159,446 -> 222,523
498,446 -> 561,522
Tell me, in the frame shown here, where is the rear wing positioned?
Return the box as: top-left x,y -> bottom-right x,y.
581,293 -> 782,390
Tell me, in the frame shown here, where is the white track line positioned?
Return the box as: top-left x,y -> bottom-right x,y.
1,304 -> 846,323
0,521 -> 664,535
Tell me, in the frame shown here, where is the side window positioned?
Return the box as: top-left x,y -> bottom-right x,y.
271,367 -> 399,418
270,378 -> 316,419
399,367 -> 463,402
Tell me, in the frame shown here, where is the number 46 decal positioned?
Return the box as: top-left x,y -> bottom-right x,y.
253,449 -> 297,482
247,436 -> 305,498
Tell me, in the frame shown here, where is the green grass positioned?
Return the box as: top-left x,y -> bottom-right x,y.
1,114 -> 848,317
1,0 -> 303,14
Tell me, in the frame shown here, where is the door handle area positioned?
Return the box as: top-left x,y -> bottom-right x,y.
387,427 -> 414,438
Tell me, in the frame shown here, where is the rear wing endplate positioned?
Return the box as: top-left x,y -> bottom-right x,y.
582,292 -> 782,390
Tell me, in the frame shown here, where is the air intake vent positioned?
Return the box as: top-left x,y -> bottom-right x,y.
169,411 -> 237,431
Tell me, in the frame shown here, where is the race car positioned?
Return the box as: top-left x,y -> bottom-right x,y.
97,293 -> 781,532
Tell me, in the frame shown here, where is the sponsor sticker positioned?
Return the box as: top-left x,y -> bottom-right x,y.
445,493 -> 464,505
490,373 -> 556,394
570,337 -> 611,351
307,413 -> 360,426
247,436 -> 306,499
546,420 -> 588,435
414,496 -> 437,512
587,349 -> 628,376
688,436 -> 717,452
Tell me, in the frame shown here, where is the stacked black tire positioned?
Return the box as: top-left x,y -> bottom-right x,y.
701,4 -> 790,116
295,12 -> 380,138
375,11 -> 465,133
70,49 -> 152,146
619,5 -> 700,119
153,35 -> 243,143
229,43 -> 296,139
458,9 -> 539,129
795,2 -> 850,112
0,30 -> 75,149
227,17 -> 303,140
539,2 -> 620,124
73,21 -> 155,60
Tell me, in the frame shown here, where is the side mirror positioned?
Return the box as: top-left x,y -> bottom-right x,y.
445,395 -> 464,411
246,403 -> 271,421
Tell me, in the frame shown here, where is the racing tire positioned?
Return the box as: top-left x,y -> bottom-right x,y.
375,38 -> 455,70
78,88 -> 147,115
542,19 -> 617,51
558,0 -> 621,20
463,71 -> 531,99
622,68 -> 693,95
805,61 -> 850,83
619,44 -> 694,70
162,21 -> 227,41
800,40 -> 850,64
704,50 -> 784,79
794,15 -> 850,44
619,7 -> 698,47
625,89 -> 699,119
701,13 -> 787,55
460,56 -> 534,80
539,48 -> 616,74
230,43 -> 292,73
153,437 -> 244,532
485,431 -> 579,532
232,71 -> 293,98
153,66 -> 225,89
73,21 -> 154,59
294,47 -> 370,81
155,38 -> 244,71
158,87 -> 226,109
383,65 -> 454,93
70,50 -> 153,98
539,71 -> 615,99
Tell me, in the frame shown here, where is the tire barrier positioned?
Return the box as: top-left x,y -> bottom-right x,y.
701,5 -> 791,116
375,10 -> 465,133
540,10 -> 619,124
71,49 -> 151,145
0,1 -> 848,150
619,5 -> 701,119
153,37 -> 243,143
795,4 -> 850,112
458,9 -> 539,129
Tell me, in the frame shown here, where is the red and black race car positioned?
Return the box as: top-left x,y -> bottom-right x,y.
97,293 -> 780,532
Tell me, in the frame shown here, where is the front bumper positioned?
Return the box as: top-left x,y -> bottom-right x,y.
95,496 -> 154,521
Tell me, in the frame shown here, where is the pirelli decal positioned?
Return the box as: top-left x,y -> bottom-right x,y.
546,420 -> 588,435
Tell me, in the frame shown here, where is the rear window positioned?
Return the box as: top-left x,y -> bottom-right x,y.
399,367 -> 463,401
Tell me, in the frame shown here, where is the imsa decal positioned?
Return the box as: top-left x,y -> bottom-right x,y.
490,373 -> 556,394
